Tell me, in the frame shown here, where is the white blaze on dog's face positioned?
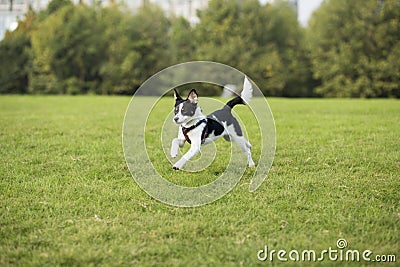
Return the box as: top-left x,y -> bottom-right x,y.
173,89 -> 199,125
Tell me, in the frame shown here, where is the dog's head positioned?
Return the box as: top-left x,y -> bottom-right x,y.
173,89 -> 199,125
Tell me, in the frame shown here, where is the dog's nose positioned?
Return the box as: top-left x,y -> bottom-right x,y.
174,117 -> 179,122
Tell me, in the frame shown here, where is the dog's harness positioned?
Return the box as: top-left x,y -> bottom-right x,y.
181,119 -> 208,145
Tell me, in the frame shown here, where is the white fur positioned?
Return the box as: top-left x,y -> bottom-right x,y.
170,127 -> 185,158
241,76 -> 253,105
171,125 -> 203,169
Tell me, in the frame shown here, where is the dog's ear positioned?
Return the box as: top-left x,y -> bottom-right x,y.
174,89 -> 183,102
187,89 -> 198,104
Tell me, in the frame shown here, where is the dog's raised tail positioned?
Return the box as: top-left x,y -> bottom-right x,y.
225,76 -> 253,109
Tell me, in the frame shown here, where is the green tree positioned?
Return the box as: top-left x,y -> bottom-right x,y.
100,3 -> 171,95
193,0 -> 313,96
129,4 -> 171,94
30,4 -> 106,94
272,1 -> 316,97
169,16 -> 195,64
98,4 -> 137,94
0,0 -> 74,94
43,0 -> 72,17
308,0 -> 400,97
0,11 -> 36,94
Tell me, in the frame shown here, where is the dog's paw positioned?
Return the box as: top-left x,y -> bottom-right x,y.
170,153 -> 178,158
172,166 -> 180,170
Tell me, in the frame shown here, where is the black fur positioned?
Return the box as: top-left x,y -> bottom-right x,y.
208,109 -> 243,137
204,117 -> 225,138
225,96 -> 244,109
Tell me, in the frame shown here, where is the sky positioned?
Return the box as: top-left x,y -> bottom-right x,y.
297,0 -> 324,26
260,0 -> 324,26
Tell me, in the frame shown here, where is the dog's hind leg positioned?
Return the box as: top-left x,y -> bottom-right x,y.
232,135 -> 255,167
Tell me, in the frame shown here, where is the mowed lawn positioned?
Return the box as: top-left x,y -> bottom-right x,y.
0,96 -> 399,266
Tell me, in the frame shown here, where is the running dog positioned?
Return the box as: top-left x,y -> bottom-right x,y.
171,76 -> 255,170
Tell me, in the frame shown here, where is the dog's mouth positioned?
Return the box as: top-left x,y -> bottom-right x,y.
173,117 -> 183,125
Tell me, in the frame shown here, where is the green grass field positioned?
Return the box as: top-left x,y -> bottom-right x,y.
1,96 -> 399,266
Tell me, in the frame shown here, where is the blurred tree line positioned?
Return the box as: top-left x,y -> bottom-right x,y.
0,0 -> 398,97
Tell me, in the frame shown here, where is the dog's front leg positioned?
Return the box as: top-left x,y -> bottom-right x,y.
173,141 -> 201,170
171,138 -> 185,158
171,127 -> 186,158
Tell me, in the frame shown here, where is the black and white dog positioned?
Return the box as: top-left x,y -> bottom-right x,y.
171,77 -> 255,170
